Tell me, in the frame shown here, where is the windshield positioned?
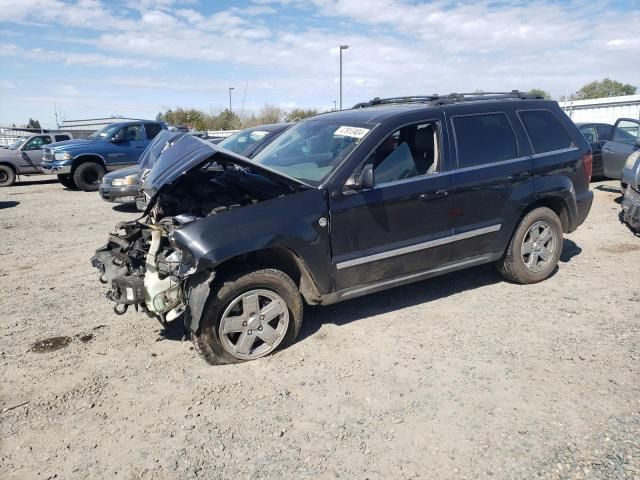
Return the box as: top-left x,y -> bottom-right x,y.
7,138 -> 26,150
88,124 -> 122,140
250,120 -> 372,185
218,127 -> 272,155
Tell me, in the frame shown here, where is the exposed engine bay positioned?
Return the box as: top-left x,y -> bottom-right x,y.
91,161 -> 297,323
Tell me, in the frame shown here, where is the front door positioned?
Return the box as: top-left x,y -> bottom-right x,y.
19,135 -> 52,172
329,118 -> 453,291
107,125 -> 147,169
603,119 -> 640,179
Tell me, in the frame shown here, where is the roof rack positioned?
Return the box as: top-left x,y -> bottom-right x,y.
352,90 -> 545,108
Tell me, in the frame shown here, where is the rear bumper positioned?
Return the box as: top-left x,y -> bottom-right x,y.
40,160 -> 72,175
621,187 -> 640,231
572,190 -> 593,231
99,184 -> 139,203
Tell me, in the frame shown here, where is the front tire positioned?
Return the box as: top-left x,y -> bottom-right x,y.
192,269 -> 303,365
496,207 -> 563,284
0,165 -> 16,187
57,174 -> 77,189
73,162 -> 105,192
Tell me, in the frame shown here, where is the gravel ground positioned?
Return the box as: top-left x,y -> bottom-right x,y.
1,176 -> 639,480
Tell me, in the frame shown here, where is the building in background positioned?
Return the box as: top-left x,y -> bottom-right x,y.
560,95 -> 640,124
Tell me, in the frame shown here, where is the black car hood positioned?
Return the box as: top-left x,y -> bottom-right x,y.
141,134 -> 309,198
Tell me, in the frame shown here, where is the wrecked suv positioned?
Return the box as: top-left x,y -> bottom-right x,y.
92,92 -> 594,364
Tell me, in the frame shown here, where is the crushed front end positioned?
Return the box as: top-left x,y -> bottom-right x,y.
91,216 -> 195,323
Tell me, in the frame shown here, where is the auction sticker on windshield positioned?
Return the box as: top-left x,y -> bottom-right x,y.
334,126 -> 370,139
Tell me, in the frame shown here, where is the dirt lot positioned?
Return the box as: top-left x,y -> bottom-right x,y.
1,176 -> 639,479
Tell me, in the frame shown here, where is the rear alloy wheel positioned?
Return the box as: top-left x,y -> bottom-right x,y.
0,165 -> 16,187
57,174 -> 77,189
73,161 -> 105,192
192,269 -> 303,365
496,207 -> 563,284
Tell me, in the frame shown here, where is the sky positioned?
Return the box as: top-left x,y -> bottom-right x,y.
0,0 -> 639,128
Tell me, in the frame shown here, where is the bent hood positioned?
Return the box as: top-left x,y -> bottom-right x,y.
141,134 -> 309,198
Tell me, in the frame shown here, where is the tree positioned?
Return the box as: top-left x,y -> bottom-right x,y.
155,112 -> 164,121
284,108 -> 319,122
26,118 -> 41,129
575,78 -> 637,100
529,88 -> 551,99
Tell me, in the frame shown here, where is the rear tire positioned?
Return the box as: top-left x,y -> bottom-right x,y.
57,174 -> 77,189
192,269 -> 303,365
0,165 -> 16,187
73,162 -> 105,192
496,207 -> 563,284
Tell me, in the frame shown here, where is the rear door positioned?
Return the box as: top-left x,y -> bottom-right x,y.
448,106 -> 533,262
329,115 -> 454,290
603,119 -> 640,179
20,135 -> 52,172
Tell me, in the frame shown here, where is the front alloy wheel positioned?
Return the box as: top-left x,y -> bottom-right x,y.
192,268 -> 303,365
219,289 -> 289,360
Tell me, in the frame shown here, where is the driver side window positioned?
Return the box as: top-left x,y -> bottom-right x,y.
24,136 -> 52,150
359,121 -> 440,186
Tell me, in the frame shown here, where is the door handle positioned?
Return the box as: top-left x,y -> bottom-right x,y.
508,171 -> 531,181
420,189 -> 448,201
603,147 -> 612,152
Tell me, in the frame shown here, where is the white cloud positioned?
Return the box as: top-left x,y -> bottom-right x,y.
0,0 -> 639,124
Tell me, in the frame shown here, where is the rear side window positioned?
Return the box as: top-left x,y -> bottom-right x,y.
145,123 -> 163,140
55,135 -> 70,142
579,125 -> 597,143
519,110 -> 573,154
453,113 -> 517,168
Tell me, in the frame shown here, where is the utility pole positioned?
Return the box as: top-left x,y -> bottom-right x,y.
228,87 -> 235,113
339,45 -> 349,110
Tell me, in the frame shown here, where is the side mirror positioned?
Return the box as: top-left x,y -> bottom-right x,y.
345,163 -> 375,192
359,163 -> 375,189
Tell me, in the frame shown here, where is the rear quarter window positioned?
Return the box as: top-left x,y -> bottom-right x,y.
55,135 -> 70,142
453,112 -> 518,168
519,110 -> 573,154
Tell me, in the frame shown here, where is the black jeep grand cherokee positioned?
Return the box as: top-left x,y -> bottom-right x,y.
92,91 -> 593,364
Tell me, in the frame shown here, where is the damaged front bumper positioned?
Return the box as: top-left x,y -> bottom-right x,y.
621,186 -> 640,232
91,220 -> 195,323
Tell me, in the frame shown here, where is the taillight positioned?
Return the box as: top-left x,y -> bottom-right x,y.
581,152 -> 592,183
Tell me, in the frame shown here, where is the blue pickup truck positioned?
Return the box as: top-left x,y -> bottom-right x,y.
40,120 -> 167,191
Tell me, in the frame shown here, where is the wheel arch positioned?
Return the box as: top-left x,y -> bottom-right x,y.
71,154 -> 106,174
185,246 -> 322,334
0,161 -> 17,174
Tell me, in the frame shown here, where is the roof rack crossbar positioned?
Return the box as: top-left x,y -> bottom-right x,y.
353,90 -> 544,108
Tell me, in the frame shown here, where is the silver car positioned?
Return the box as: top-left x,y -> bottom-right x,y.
602,118 -> 640,180
621,150 -> 640,231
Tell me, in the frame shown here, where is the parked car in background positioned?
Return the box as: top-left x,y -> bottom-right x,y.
621,151 -> 640,231
576,122 -> 612,179
602,118 -> 640,182
0,132 -> 73,187
215,123 -> 291,158
99,130 -> 185,206
40,120 -> 167,191
92,92 -> 593,365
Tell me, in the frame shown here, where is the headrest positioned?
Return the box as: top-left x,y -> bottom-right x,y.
414,125 -> 434,152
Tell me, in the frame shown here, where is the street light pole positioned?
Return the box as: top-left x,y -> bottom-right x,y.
228,87 -> 234,113
339,45 -> 348,110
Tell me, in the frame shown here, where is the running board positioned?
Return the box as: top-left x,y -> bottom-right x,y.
321,253 -> 501,305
